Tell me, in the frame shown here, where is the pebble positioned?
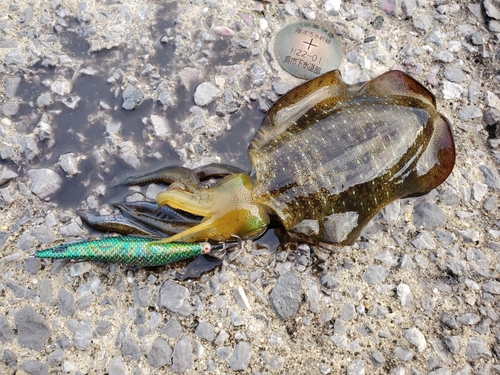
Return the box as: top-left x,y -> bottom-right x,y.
346,358 -> 365,375
122,84 -> 144,110
483,280 -> 500,294
213,26 -> 235,37
484,0 -> 500,20
195,322 -> 215,342
51,80 -> 71,96
479,165 -> 500,190
58,289 -> 76,317
458,106 -> 482,121
4,76 -> 21,98
299,7 -> 316,20
68,320 -> 92,350
362,265 -> 389,284
21,360 -> 48,375
2,101 -> 19,116
397,284 -> 413,307
414,15 -> 432,32
411,232 -> 436,249
121,334 -> 140,361
150,115 -> 171,137
14,306 -> 50,351
404,327 -> 426,352
148,337 -> 172,368
457,229 -> 480,243
27,168 -> 63,199
161,318 -> 182,338
413,202 -> 446,229
272,81 -> 292,96
395,346 -> 414,361
370,350 -> 385,367
172,336 -> 194,372
269,272 -> 301,319
465,337 -> 491,360
193,82 -> 221,107
59,153 -> 80,177
47,349 -> 65,366
36,92 -> 53,108
442,81 -> 462,99
158,281 -> 191,316
443,336 -> 460,354
228,342 -> 251,371
234,286 -> 251,310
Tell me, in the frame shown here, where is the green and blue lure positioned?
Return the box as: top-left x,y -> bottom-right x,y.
35,236 -> 234,266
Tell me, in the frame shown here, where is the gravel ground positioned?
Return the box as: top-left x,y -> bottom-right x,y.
1,0 -> 500,374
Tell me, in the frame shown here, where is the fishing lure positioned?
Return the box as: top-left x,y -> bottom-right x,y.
35,236 -> 237,266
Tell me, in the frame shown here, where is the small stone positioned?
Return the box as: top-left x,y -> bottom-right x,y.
228,342 -> 251,371
404,327 -> 426,352
213,26 -> 235,37
397,283 -> 413,307
178,67 -> 201,92
485,91 -> 500,111
484,108 -> 500,125
58,289 -> 76,317
457,312 -> 481,325
27,168 -> 63,199
193,82 -> 221,106
108,357 -> 125,375
195,322 -> 215,342
122,84 -> 144,110
331,335 -> 347,349
299,7 -> 316,20
272,82 -> 292,96
21,360 -> 48,375
341,303 -> 356,320
483,280 -> 500,294
395,346 -> 414,361
2,101 -> 19,116
14,306 -> 51,351
51,80 -> 71,96
234,286 -> 251,310
251,64 -> 266,86
479,165 -> 500,190
362,265 -> 389,284
37,92 -> 53,108
401,0 -> 417,18
20,135 -> 39,160
0,315 -> 14,342
160,318 -> 182,338
59,153 -> 80,177
147,337 -> 172,367
465,338 -> 491,360
370,350 -> 385,367
47,349 -> 65,366
443,336 -> 460,354
172,336 -> 194,372
269,272 -> 301,319
472,182 -> 488,201
442,81 -> 463,99
458,106 -> 482,121
414,15 -> 432,31
484,0 -> 500,20
413,202 -> 446,229
457,229 -> 480,243
150,115 -> 170,137
411,232 -> 436,249
324,0 -> 341,12
346,358 -> 365,375
4,76 -> 21,98
441,314 -> 458,329
444,66 -> 467,83
121,334 -> 140,361
374,251 -> 398,267
158,281 -> 191,316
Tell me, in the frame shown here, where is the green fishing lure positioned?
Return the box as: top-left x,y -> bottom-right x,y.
35,236 -> 232,266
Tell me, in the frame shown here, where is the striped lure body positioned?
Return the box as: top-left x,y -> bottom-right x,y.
35,237 -> 213,266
